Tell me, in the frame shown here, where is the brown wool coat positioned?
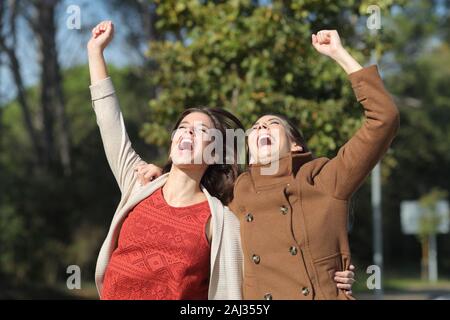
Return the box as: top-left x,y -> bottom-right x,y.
228,65 -> 400,300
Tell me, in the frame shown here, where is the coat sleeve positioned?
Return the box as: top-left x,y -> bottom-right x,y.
317,65 -> 400,200
90,77 -> 145,194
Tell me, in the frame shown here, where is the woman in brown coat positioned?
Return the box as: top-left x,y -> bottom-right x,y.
227,30 -> 399,299
138,29 -> 396,299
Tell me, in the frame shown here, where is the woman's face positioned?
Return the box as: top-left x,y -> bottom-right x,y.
248,115 -> 301,164
170,112 -> 215,169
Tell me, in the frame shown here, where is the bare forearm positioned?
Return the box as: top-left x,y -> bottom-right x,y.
87,20 -> 114,85
311,30 -> 363,75
88,47 -> 108,85
332,49 -> 363,75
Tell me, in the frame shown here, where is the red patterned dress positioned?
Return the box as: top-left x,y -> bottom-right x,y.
101,187 -> 211,299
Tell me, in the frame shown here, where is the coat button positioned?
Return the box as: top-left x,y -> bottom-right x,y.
264,293 -> 272,300
302,287 -> 310,296
285,184 -> 293,195
252,254 -> 261,264
290,246 -> 298,255
280,205 -> 288,215
245,213 -> 254,222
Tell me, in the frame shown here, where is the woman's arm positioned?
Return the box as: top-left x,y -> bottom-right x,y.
311,30 -> 400,200
87,21 -> 113,84
312,30 -> 363,75
88,21 -> 144,194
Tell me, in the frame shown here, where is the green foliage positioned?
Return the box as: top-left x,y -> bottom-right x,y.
362,0 -> 450,271
417,188 -> 448,239
386,43 -> 450,196
143,0 -> 402,157
0,65 -> 157,285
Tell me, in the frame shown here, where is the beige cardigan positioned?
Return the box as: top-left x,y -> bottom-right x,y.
90,77 -> 243,300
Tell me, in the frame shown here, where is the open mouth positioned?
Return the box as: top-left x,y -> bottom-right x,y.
257,134 -> 273,147
178,137 -> 193,151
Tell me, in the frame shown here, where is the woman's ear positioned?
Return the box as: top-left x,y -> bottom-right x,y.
291,143 -> 303,152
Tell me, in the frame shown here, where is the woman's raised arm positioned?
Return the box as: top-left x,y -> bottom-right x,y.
87,21 -> 114,84
311,30 -> 363,74
311,30 -> 400,200
87,21 -> 144,194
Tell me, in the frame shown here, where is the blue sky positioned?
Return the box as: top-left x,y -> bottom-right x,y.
0,0 -> 142,104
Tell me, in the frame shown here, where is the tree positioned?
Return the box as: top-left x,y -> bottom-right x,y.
0,65 -> 156,288
0,0 -> 71,175
374,0 -> 450,275
141,0 -> 403,157
417,188 -> 448,281
33,0 -> 72,175
0,0 -> 43,167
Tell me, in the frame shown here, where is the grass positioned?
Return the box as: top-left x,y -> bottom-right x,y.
3,274 -> 450,300
352,269 -> 450,299
0,278 -> 99,300
384,278 -> 450,291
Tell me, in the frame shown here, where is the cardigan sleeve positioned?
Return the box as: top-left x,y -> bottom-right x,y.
317,65 -> 400,200
211,205 -> 243,299
90,77 -> 145,194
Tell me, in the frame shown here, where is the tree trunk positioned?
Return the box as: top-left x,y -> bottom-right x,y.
420,236 -> 429,281
34,0 -> 71,175
0,0 -> 44,167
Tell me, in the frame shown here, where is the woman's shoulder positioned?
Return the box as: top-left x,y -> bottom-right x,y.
235,171 -> 251,187
222,171 -> 251,216
296,156 -> 332,181
232,171 -> 253,199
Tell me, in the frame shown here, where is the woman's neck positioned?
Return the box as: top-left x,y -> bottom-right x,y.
162,165 -> 206,207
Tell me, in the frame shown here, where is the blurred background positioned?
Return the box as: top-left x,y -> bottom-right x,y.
0,0 -> 449,299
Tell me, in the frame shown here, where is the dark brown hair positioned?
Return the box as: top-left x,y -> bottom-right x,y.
162,107 -> 245,205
